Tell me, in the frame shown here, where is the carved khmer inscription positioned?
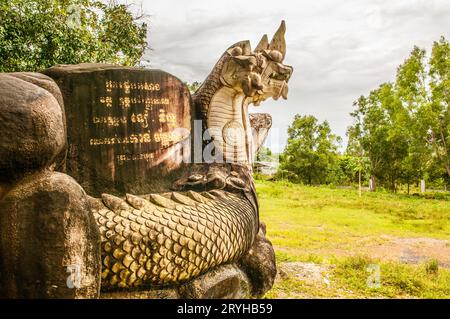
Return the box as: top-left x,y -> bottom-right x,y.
44,65 -> 191,196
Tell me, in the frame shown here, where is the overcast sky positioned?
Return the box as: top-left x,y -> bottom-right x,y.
128,0 -> 449,152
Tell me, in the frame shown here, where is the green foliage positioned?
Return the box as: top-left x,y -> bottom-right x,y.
348,37 -> 450,191
425,259 -> 439,275
426,37 -> 450,178
331,256 -> 450,298
350,84 -> 409,191
0,0 -> 148,72
186,81 -> 202,94
278,115 -> 342,185
338,154 -> 370,185
255,180 -> 450,248
256,146 -> 274,162
266,256 -> 450,298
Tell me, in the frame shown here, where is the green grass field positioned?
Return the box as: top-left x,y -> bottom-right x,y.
256,180 -> 450,298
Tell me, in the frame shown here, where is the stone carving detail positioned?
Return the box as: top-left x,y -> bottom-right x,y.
238,222 -> 277,297
90,187 -> 257,289
193,20 -> 292,164
0,21 -> 293,298
43,65 -> 191,196
250,113 -> 273,154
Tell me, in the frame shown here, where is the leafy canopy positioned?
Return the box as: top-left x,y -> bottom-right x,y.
0,0 -> 148,72
279,115 -> 342,185
348,37 -> 450,190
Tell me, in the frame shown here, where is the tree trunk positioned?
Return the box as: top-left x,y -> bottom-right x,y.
358,169 -> 362,197
369,176 -> 376,192
391,177 -> 396,193
431,129 -> 450,178
420,179 -> 426,193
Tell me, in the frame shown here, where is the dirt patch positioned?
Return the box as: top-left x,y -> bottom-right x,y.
365,235 -> 450,268
313,235 -> 450,268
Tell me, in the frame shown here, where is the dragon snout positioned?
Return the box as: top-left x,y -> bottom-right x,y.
281,82 -> 289,99
276,63 -> 293,81
274,64 -> 292,100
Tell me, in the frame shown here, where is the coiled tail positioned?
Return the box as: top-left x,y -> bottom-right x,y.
89,189 -> 258,290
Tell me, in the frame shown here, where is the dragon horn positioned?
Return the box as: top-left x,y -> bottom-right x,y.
269,20 -> 286,60
255,34 -> 269,52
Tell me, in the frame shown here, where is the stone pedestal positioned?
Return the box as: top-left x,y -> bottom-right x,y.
101,264 -> 252,299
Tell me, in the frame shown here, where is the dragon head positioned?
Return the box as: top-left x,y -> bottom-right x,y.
220,20 -> 293,105
193,21 -> 293,166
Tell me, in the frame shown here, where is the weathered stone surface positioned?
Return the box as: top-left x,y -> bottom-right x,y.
8,72 -> 65,108
101,288 -> 179,299
178,264 -> 251,299
249,113 -> 272,153
0,171 -> 101,298
43,64 -> 191,197
238,222 -> 277,298
100,263 -> 253,299
0,73 -> 66,186
0,72 -> 100,298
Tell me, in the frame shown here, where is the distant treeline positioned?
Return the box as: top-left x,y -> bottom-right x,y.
275,37 -> 449,192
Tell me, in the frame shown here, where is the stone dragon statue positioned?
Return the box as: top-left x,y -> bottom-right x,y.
90,21 -> 292,290
0,22 -> 292,298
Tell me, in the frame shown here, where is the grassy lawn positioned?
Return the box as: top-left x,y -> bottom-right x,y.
256,179 -> 450,298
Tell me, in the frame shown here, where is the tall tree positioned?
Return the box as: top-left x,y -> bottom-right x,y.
0,0 -> 148,72
345,126 -> 370,194
350,84 -> 409,191
426,37 -> 450,178
395,46 -> 430,192
279,115 -> 342,185
348,37 -> 449,191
